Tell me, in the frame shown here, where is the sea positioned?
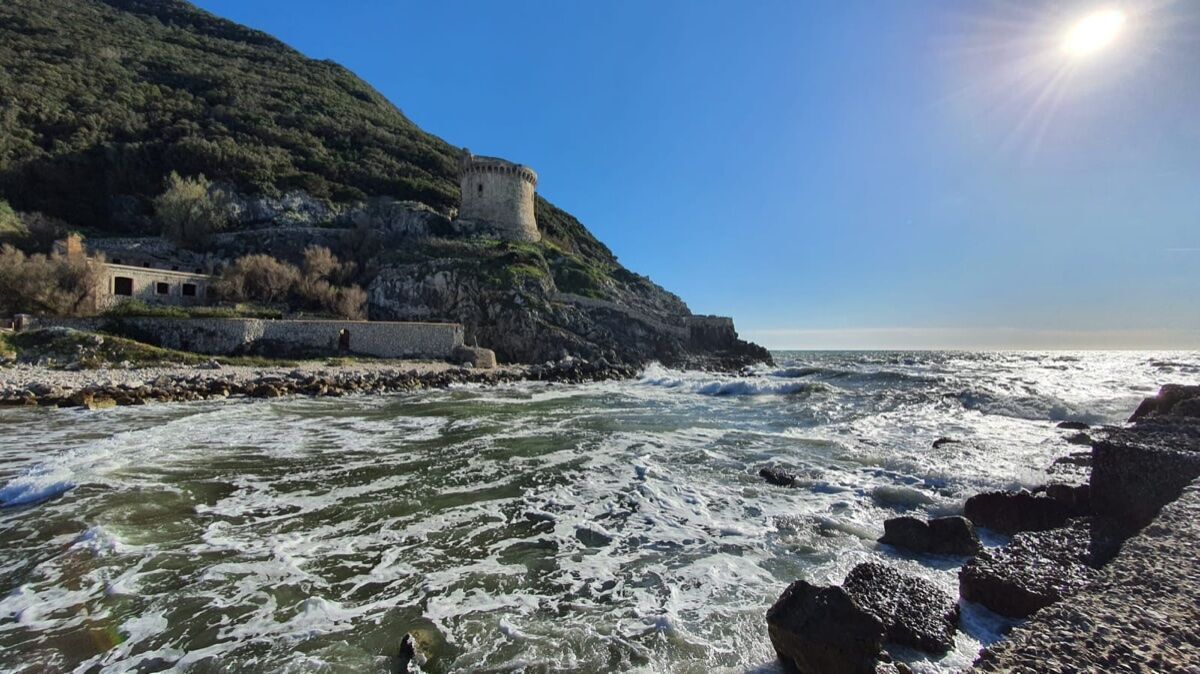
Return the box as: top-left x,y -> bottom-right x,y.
2,350 -> 1198,674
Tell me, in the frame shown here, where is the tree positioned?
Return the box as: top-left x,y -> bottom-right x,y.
0,244 -> 104,316
0,200 -> 27,244
154,172 -> 231,249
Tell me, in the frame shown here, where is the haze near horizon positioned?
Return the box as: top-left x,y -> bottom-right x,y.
192,0 -> 1200,350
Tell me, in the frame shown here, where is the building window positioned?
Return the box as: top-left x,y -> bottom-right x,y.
477,183 -> 483,194
114,277 -> 134,296
113,258 -> 122,264
143,263 -> 151,268
182,283 -> 197,297
156,282 -> 170,295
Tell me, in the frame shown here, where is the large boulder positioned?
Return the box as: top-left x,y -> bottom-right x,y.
963,490 -> 1076,534
959,519 -> 1105,618
767,581 -> 887,674
844,562 -> 960,654
880,516 -> 980,556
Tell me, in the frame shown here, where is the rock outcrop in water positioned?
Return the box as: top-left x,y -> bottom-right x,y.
767,563 -> 958,673
962,489 -> 1079,535
878,515 -> 981,556
967,384 -> 1200,670
764,385 -> 1200,674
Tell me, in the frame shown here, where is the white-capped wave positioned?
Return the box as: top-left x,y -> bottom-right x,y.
639,363 -> 829,397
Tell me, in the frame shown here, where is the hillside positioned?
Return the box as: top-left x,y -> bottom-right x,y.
0,0 -> 768,367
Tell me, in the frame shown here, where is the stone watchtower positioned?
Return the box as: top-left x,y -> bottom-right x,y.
458,150 -> 540,242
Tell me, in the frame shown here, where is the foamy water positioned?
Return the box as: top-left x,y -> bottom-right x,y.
1,351 -> 1197,673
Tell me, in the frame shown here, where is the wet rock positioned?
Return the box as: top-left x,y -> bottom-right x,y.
1065,432 -> 1093,446
1056,420 -> 1090,430
963,489 -> 1075,534
1128,384 -> 1200,421
574,525 -> 613,547
959,519 -> 1103,619
932,437 -> 960,449
844,562 -> 960,654
879,516 -> 930,552
880,515 -> 980,556
760,466 -> 798,487
767,580 -> 887,674
396,631 -> 430,672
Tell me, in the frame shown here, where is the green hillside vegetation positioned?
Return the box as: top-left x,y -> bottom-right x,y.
0,0 -> 617,267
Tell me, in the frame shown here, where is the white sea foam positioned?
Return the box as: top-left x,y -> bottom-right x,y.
0,350 -> 1194,671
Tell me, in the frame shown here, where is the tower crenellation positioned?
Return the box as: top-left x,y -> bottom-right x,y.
458,149 -> 540,242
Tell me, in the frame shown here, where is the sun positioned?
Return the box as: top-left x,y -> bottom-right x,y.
1062,8 -> 1127,57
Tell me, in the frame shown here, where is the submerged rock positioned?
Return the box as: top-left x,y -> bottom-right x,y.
767,581 -> 887,674
963,489 -> 1075,534
879,516 -> 980,556
844,562 -> 960,654
1055,420 -> 1090,430
959,519 -> 1105,618
932,437 -> 960,449
760,466 -> 799,487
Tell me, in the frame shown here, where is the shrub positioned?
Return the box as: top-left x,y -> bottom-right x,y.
302,245 -> 356,285
0,244 -> 104,316
154,172 -> 232,249
214,254 -> 300,304
214,251 -> 367,319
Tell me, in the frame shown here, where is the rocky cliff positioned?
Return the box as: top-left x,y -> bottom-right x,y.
0,0 -> 770,368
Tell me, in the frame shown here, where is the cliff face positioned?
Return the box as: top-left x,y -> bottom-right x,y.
0,0 -> 770,367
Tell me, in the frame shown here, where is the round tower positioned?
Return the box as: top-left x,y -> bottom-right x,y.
458,150 -> 540,242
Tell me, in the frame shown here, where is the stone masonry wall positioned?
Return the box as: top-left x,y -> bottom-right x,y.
459,162 -> 539,242
29,317 -> 465,360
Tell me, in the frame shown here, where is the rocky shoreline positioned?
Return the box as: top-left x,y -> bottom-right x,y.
764,384 -> 1200,673
0,357 -> 639,409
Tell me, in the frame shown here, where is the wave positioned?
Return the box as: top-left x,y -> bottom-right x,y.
0,470 -> 75,507
639,364 -> 829,397
950,389 -> 1111,425
767,365 -> 944,387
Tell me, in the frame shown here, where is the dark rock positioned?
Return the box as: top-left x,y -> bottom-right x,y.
1091,425 -> 1200,535
1128,384 -> 1200,421
1043,483 -> 1090,514
959,520 -> 1102,618
396,631 -> 429,672
927,516 -> 982,555
767,581 -> 886,674
932,437 -> 960,449
1050,451 -> 1091,469
844,562 -> 960,654
574,526 -> 613,547
1056,421 -> 1090,430
880,516 -> 980,556
1065,431 -> 1093,446
879,516 -> 931,552
760,466 -> 798,488
963,490 -> 1074,534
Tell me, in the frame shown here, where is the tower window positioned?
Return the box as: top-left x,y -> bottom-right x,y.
477,183 -> 483,194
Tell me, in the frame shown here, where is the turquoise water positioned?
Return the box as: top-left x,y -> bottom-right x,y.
1,351 -> 1196,673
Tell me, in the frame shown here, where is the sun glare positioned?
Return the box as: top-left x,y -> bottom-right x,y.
1062,8 -> 1127,57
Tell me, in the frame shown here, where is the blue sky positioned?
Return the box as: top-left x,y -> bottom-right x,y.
191,1 -> 1199,349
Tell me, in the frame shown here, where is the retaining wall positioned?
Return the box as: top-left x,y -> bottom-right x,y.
28,317 -> 465,360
